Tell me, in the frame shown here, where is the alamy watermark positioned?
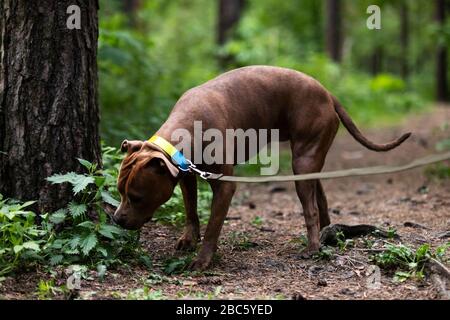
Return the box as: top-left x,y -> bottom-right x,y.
170,121 -> 280,176
367,5 -> 381,30
366,265 -> 381,289
66,5 -> 81,30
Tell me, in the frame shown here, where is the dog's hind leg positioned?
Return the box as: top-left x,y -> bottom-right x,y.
292,153 -> 323,256
317,181 -> 330,230
176,174 -> 200,251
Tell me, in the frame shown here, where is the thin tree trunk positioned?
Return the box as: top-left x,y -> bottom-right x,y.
0,0 -> 101,212
217,0 -> 245,67
122,0 -> 140,27
325,0 -> 342,63
217,0 -> 245,46
435,0 -> 448,102
371,46 -> 383,75
400,1 -> 409,80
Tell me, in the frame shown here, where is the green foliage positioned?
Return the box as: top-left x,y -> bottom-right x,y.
36,279 -> 66,300
336,231 -> 354,252
153,182 -> 212,228
44,151 -> 143,268
426,135 -> 450,179
0,146 -> 149,276
227,231 -> 257,251
0,198 -> 46,276
371,242 -> 449,282
98,0 -> 433,149
162,254 -> 195,275
314,246 -> 335,260
127,287 -> 165,300
251,216 -> 264,227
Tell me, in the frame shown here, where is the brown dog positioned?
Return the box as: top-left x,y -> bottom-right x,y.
114,66 -> 410,270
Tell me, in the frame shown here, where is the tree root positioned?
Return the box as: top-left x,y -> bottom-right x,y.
428,258 -> 450,299
320,224 -> 398,246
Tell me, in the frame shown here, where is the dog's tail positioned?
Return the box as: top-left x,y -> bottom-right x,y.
332,95 -> 411,152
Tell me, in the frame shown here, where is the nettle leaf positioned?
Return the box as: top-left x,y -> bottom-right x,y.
77,158 -> 93,171
94,176 -> 106,188
96,246 -> 108,257
18,201 -> 37,209
101,191 -> 120,207
71,175 -> 95,194
81,233 -> 98,256
22,241 -> 40,252
64,248 -> 80,255
49,255 -> 64,266
13,245 -> 23,254
49,209 -> 67,224
68,202 -> 87,218
47,172 -> 95,195
77,221 -> 96,230
47,172 -> 79,184
68,236 -> 81,250
98,224 -> 123,239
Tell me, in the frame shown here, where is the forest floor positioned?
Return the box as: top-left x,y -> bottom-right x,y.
2,106 -> 450,300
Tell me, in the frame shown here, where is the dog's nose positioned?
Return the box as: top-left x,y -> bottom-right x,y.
112,214 -> 124,225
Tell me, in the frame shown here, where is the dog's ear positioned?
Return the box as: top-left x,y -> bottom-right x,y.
121,140 -> 144,154
147,151 -> 179,178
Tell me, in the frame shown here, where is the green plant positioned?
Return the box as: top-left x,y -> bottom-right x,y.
0,145 -> 149,277
162,254 -> 195,275
336,231 -> 354,251
153,181 -> 212,228
227,231 -> 257,251
0,197 -> 48,276
251,216 -> 264,227
36,279 -> 66,300
314,246 -> 335,260
45,153 -> 144,268
127,287 -> 165,300
371,242 -> 449,282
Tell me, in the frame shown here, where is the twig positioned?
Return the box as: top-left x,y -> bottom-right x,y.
429,258 -> 450,280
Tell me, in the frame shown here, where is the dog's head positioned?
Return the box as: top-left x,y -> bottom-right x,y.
113,140 -> 179,230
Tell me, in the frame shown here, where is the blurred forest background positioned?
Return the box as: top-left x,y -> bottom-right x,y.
98,0 -> 449,147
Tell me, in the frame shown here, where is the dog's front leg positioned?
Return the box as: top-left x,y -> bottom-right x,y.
176,174 -> 200,251
190,168 -> 236,271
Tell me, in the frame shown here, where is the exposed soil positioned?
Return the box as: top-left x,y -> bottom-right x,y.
2,107 -> 450,300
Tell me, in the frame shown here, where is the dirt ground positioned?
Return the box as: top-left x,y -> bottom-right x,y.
2,107 -> 450,300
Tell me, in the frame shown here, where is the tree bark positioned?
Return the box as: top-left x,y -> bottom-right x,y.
0,0 -> 101,212
217,0 -> 245,46
325,0 -> 342,63
435,0 -> 448,102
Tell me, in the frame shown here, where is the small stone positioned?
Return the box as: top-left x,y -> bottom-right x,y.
331,208 -> 341,215
317,279 -> 328,287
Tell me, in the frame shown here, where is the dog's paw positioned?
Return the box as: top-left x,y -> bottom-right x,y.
188,256 -> 212,271
175,234 -> 198,251
299,245 -> 320,259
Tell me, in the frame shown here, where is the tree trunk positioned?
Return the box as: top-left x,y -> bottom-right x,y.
325,0 -> 342,63
217,0 -> 245,67
435,0 -> 448,102
371,46 -> 383,75
217,0 -> 245,46
0,0 -> 101,212
400,1 -> 409,80
122,0 -> 140,27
